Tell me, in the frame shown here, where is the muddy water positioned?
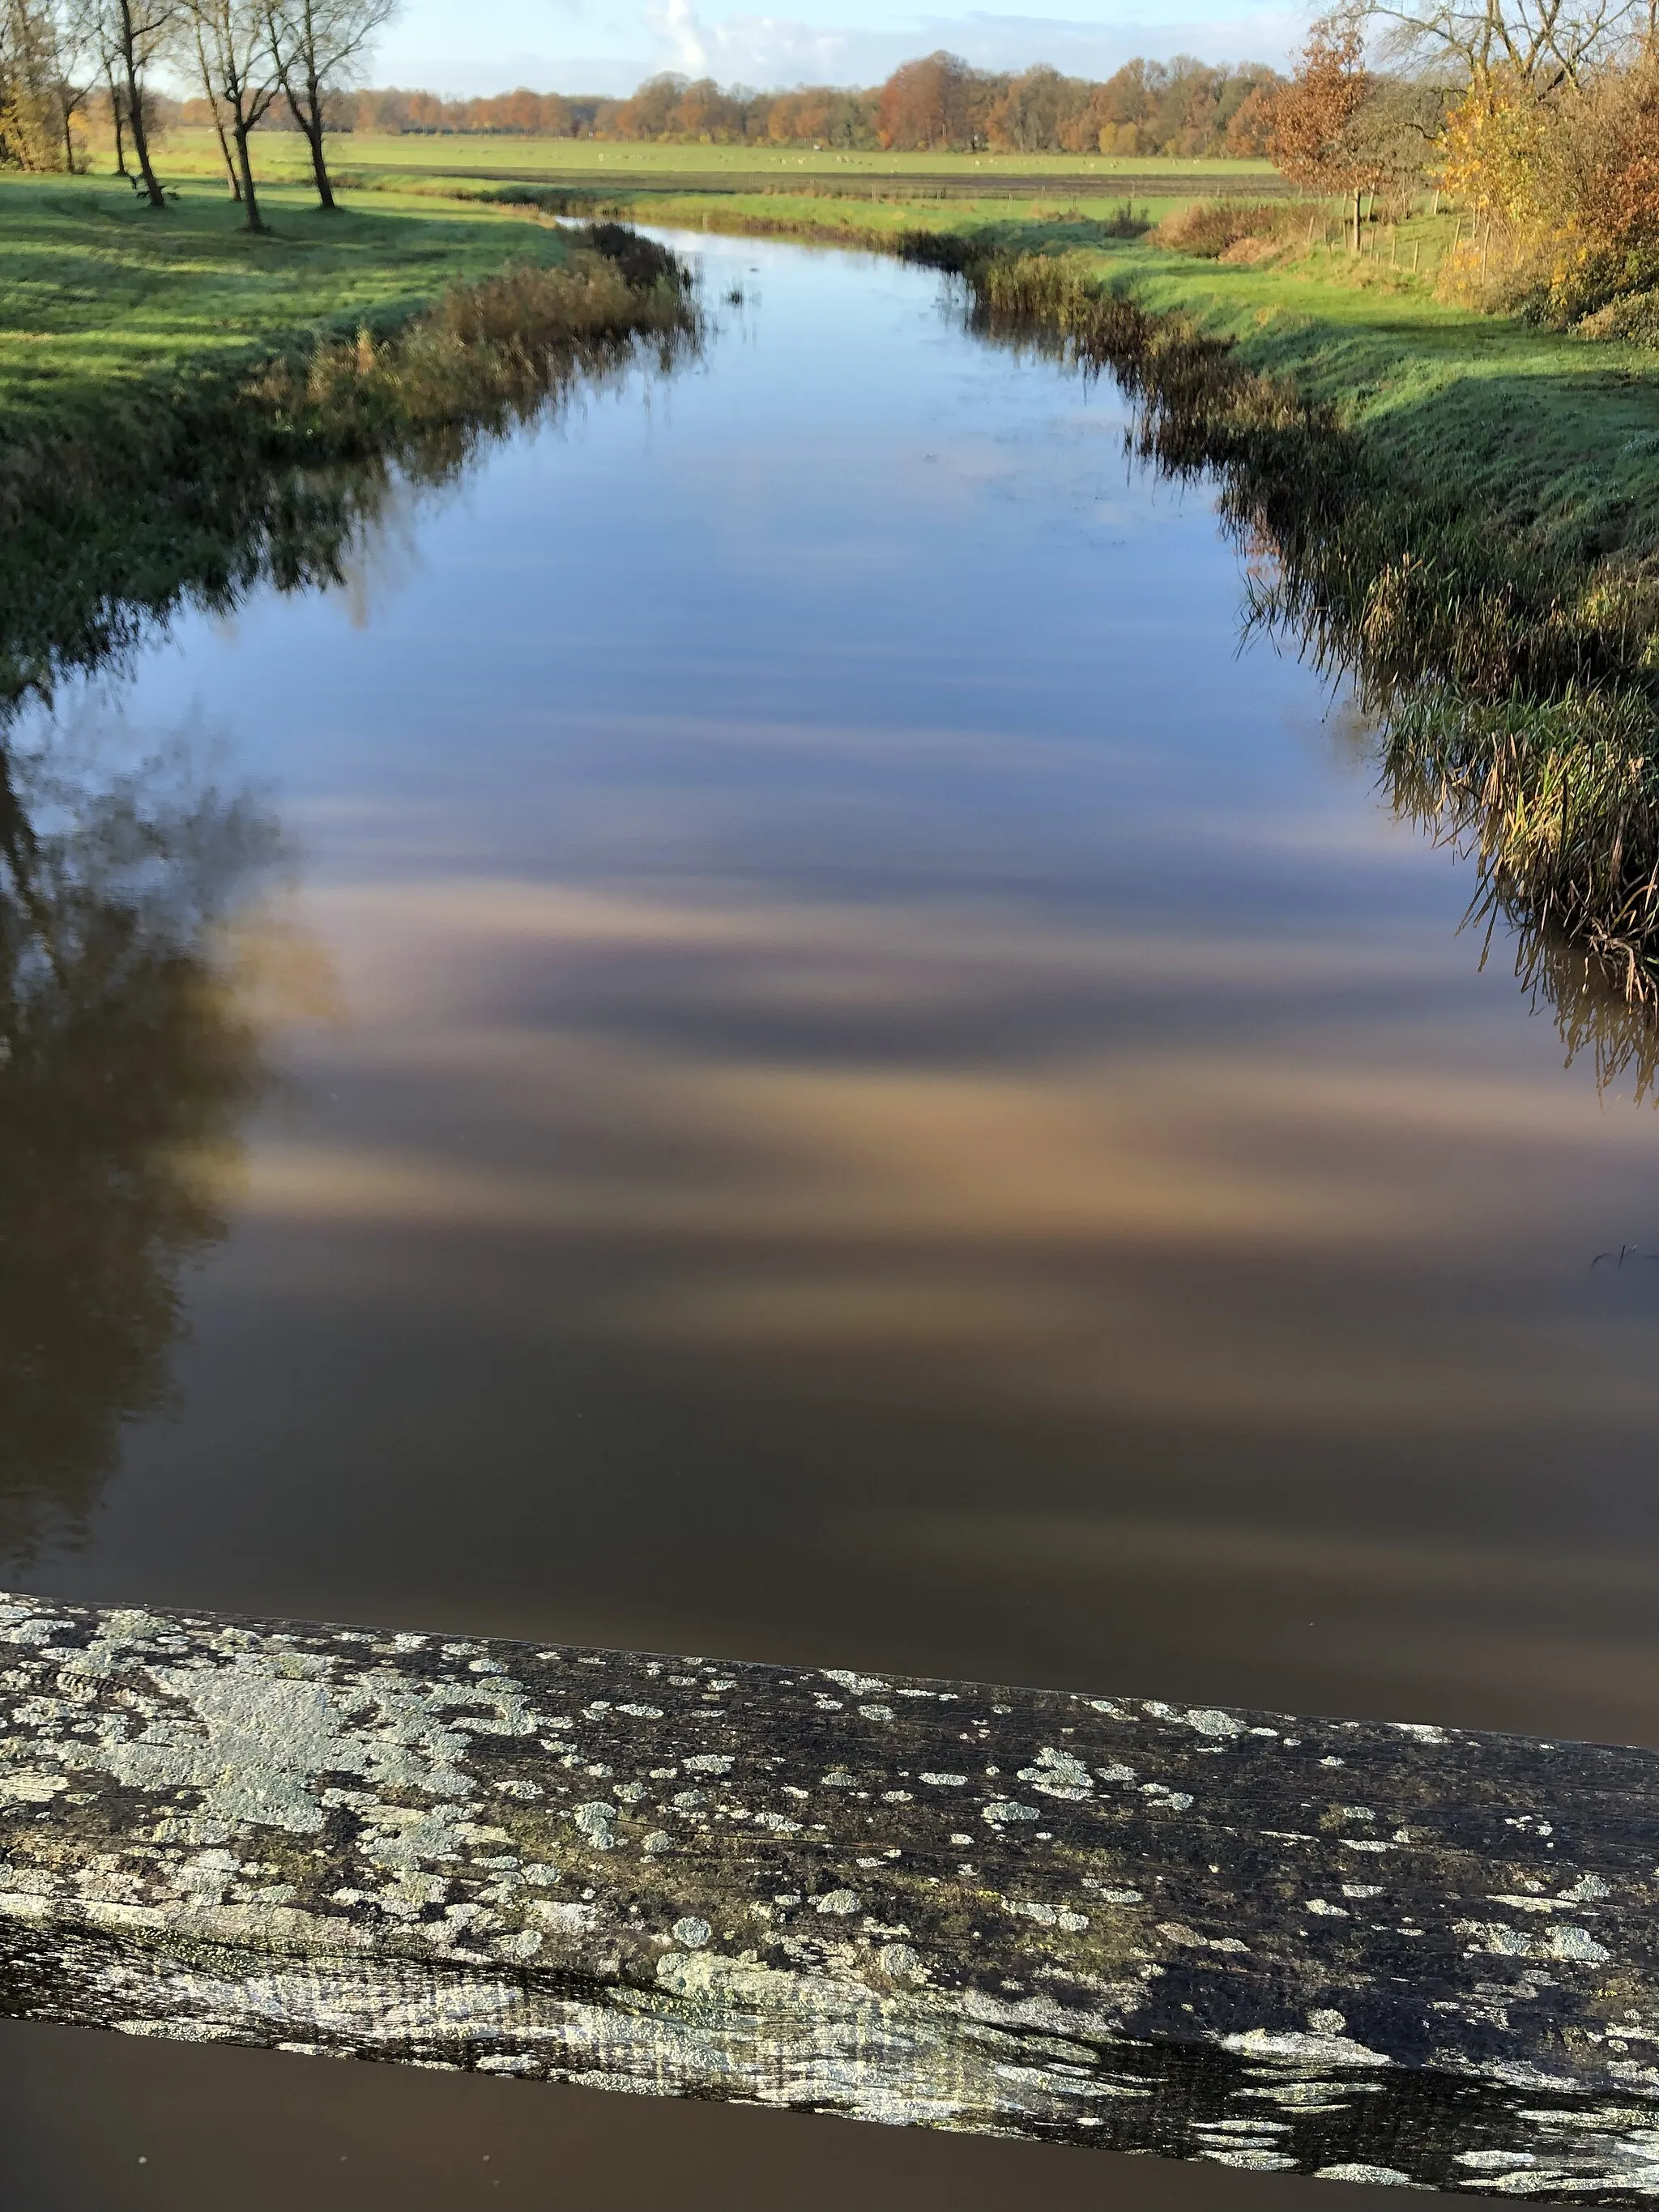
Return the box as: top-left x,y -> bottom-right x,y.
5,229 -> 1659,2210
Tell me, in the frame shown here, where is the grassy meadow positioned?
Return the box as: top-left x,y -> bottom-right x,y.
1060,218 -> 1659,569
0,168 -> 574,445
145,127 -> 1282,187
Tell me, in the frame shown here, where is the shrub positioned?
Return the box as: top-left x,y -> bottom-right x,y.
1436,60 -> 1659,326
1576,283 -> 1659,347
1151,199 -> 1307,258
1098,198 -> 1153,239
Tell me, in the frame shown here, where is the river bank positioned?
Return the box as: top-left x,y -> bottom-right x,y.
928,245 -> 1659,1012
0,178 -> 695,705
503,184 -> 1659,1000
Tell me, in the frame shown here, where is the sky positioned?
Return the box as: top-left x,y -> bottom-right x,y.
370,1 -> 1314,98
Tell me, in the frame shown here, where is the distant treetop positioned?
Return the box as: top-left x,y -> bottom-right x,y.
251,53 -> 1286,156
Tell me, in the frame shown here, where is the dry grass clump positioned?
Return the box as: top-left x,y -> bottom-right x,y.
1150,200 -> 1307,260
1384,688 -> 1659,1002
1576,285 -> 1659,347
246,233 -> 696,460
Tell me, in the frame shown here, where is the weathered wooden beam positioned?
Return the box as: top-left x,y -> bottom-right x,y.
2,1591 -> 1658,2198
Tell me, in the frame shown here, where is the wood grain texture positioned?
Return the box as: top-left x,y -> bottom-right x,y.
2,1589 -> 1658,2197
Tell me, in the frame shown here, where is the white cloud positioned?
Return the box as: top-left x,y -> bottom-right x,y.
646,0 -> 710,70
375,0 -> 1308,96
642,6 -> 859,82
636,6 -> 1303,85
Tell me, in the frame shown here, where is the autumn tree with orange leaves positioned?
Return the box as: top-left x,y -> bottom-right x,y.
1268,16 -> 1382,248
876,50 -> 993,150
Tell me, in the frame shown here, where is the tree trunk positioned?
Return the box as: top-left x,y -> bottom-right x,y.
293,83 -> 335,210
196,28 -> 241,198
213,112 -> 241,197
107,66 -> 128,176
124,66 -> 165,207
1352,187 -> 1360,252
233,121 -> 266,232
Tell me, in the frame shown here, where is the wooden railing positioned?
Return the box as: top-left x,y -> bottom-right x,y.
0,1588 -> 1654,2198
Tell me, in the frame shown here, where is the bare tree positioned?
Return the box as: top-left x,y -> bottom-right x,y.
1357,0 -> 1651,88
48,0 -> 99,168
186,6 -> 239,194
1346,72 -> 1451,203
181,0 -> 279,228
100,0 -> 176,203
267,0 -> 396,209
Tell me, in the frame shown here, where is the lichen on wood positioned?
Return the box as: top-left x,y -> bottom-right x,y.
3,1591 -> 1659,2197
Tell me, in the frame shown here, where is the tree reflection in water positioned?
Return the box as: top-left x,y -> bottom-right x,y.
0,258 -> 698,1571
0,714 -> 292,1564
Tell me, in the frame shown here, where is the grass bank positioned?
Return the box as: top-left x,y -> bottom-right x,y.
0,171 -> 580,442
919,242 -> 1659,1023
0,176 -> 697,705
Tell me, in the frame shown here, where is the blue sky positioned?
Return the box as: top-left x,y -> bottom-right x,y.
373,2 -> 1313,97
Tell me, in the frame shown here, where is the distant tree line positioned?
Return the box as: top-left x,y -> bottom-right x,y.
194,53 -> 1290,157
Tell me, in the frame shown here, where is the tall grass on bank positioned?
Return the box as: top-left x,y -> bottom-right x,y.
0,227 -> 698,713
909,238 -> 1659,1046
245,226 -> 692,463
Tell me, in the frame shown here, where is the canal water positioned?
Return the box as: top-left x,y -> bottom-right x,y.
5,228 -> 1659,2210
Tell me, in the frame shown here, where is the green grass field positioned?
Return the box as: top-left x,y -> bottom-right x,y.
1082,228 -> 1659,565
146,127 -> 1279,186
0,169 -> 565,445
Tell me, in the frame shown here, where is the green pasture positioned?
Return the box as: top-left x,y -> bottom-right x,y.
0,169 -> 563,444
143,127 -> 1278,185
1093,229 -> 1659,562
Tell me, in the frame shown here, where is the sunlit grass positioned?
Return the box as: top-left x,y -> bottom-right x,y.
0,169 -> 568,445
136,127 -> 1280,183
